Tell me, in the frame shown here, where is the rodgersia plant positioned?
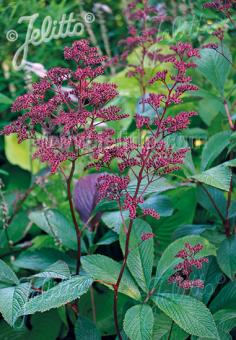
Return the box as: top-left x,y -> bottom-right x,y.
91,41 -> 202,338
1,39 -> 127,274
1,3 -> 228,339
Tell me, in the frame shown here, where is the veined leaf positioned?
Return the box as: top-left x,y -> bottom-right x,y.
75,316 -> 101,340
201,131 -> 231,171
123,304 -> 154,340
0,260 -> 19,285
152,293 -> 218,338
210,282 -> 236,313
217,236 -> 236,280
191,165 -> 232,191
0,283 -> 31,326
30,260 -> 71,280
119,219 -> 153,293
29,209 -> 77,250
21,275 -> 92,315
155,235 -> 216,286
81,255 -> 141,300
140,194 -> 173,217
195,47 -> 232,95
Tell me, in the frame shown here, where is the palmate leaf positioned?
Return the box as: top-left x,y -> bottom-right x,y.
123,304 -> 154,340
217,236 -> 236,280
152,294 -> 219,339
21,275 -> 92,316
0,259 -> 19,285
154,235 -> 216,286
81,255 -> 141,300
119,219 -> 153,293
75,316 -> 101,340
0,283 -> 31,326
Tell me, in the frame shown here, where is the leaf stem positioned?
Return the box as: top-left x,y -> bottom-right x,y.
66,160 -> 81,274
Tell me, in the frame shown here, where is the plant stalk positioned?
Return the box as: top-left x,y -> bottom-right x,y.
66,160 -> 81,274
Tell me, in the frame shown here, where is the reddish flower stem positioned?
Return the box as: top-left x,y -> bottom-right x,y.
223,99 -> 234,130
113,219 -> 133,340
66,159 -> 81,274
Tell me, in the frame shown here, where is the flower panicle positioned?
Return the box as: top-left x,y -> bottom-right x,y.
168,243 -> 209,289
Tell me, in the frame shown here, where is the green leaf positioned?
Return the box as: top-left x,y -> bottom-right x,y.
173,224 -> 216,239
119,219 -> 153,292
214,309 -> 236,338
190,256 -> 222,305
21,275 -> 92,315
140,195 -> 173,217
31,260 -> 71,280
0,260 -> 19,285
152,310 -> 188,340
0,93 -> 12,105
201,131 -> 231,171
4,135 -> 40,173
102,210 -> 129,233
14,248 -> 75,271
198,97 -> 223,126
155,235 -> 216,285
96,230 -> 118,246
81,254 -> 141,300
153,187 -> 197,253
75,316 -> 101,340
191,165 -> 232,191
152,293 -> 219,338
79,287 -> 130,336
217,236 -> 236,280
210,282 -> 236,313
0,283 -> 31,325
128,177 -> 174,197
29,209 -> 77,251
123,304 -> 154,340
196,47 -> 232,94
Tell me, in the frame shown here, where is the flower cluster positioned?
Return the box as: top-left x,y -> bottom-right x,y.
203,0 -> 234,11
96,42 -> 199,220
118,0 -> 169,96
1,40 -> 127,173
203,1 -> 236,26
168,243 -> 209,289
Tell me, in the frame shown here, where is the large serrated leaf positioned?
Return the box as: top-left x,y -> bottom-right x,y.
201,131 -> 231,171
155,235 -> 216,286
21,275 -> 92,315
31,260 -> 71,280
195,47 -> 232,95
81,255 -> 141,300
0,283 -> 31,326
119,219 -> 153,293
123,304 -> 154,340
152,294 -> 219,339
29,209 -> 77,250
191,165 -> 232,191
210,282 -> 236,313
0,260 -> 19,285
217,236 -> 236,280
75,316 -> 101,340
